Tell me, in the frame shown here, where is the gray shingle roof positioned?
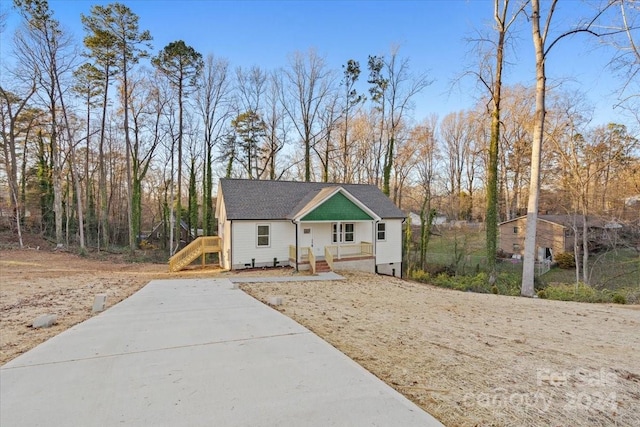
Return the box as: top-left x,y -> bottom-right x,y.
219,179 -> 405,220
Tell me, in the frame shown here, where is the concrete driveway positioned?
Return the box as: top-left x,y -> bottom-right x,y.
1,278 -> 442,426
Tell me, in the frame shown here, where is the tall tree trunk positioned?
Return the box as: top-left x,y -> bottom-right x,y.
98,72 -> 110,250
382,135 -> 394,196
521,0 -> 548,297
176,79 -> 183,246
70,145 -> 85,249
581,209 -> 589,284
486,56 -> 502,280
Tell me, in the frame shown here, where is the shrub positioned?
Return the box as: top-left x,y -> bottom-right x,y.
410,270 -> 431,283
555,252 -> 576,269
543,282 -> 608,303
612,294 -> 626,304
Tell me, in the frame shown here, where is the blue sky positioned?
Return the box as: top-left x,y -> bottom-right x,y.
1,0 -> 633,128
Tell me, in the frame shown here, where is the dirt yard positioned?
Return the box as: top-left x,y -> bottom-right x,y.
1,248 -> 638,426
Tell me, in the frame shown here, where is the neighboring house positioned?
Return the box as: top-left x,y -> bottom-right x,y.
216,179 -> 406,277
498,214 -> 617,261
143,219 -> 192,246
407,212 -> 447,227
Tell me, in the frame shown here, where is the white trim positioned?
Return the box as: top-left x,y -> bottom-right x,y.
292,187 -> 381,222
257,223 -> 271,248
377,222 -> 387,241
332,222 -> 355,243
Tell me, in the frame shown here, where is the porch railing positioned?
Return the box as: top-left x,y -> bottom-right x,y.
324,246 -> 334,270
168,236 -> 221,272
308,247 -> 316,274
289,242 -> 371,272
289,245 -> 311,261
325,241 -> 373,259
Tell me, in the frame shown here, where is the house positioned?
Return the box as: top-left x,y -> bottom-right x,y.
407,212 -> 447,227
498,214 -> 616,261
216,179 -> 406,277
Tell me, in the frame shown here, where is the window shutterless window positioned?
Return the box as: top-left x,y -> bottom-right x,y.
257,224 -> 270,247
344,223 -> 354,242
332,224 -> 339,243
513,226 -> 519,234
377,222 -> 386,241
332,223 -> 355,243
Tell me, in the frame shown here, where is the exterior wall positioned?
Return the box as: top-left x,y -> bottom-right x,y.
376,219 -> 402,264
499,218 -> 568,261
499,218 -> 527,256
216,193 -> 232,270
294,258 -> 375,274
375,219 -> 403,278
536,220 -> 569,257
333,258 -> 375,273
231,220 -> 295,269
376,262 -> 401,277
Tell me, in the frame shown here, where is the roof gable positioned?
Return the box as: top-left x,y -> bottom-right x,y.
218,179 -> 404,221
299,189 -> 375,221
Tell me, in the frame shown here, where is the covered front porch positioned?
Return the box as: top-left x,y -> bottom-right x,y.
289,241 -> 375,274
288,185 -> 381,274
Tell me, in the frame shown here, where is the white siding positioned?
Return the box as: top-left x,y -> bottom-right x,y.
216,192 -> 233,270
231,220 -> 294,269
376,219 -> 403,264
354,222 -> 372,243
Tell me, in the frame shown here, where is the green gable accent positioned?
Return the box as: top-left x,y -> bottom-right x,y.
302,192 -> 372,221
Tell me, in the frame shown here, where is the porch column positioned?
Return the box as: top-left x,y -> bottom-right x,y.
337,221 -> 341,260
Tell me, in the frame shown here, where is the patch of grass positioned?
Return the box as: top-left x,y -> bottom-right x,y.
409,269 -> 521,296
409,226 -> 638,304
542,249 -> 638,289
537,282 -> 628,304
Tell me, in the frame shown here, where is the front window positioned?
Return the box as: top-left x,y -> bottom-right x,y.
513,226 -> 519,234
332,223 -> 355,243
377,222 -> 386,241
257,224 -> 270,247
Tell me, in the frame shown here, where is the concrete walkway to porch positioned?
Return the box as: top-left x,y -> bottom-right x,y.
228,271 -> 344,283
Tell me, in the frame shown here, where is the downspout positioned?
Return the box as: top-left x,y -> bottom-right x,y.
229,220 -> 233,270
292,220 -> 299,272
374,220 -> 379,274
400,217 -> 406,279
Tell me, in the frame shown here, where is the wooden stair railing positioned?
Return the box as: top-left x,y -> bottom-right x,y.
168,236 -> 222,272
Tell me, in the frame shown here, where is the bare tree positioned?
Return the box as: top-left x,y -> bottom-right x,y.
470,0 -> 528,279
413,116 -> 440,270
195,54 -> 232,235
440,111 -> 475,220
522,0 -> 618,296
281,48 -> 335,182
0,83 -> 36,248
369,47 -> 432,196
14,0 -> 77,249
262,70 -> 289,180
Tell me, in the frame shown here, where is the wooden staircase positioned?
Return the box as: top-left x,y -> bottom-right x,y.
315,260 -> 332,273
168,236 -> 222,272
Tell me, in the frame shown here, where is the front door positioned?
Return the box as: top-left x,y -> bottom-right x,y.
300,226 -> 313,258
300,226 -> 323,257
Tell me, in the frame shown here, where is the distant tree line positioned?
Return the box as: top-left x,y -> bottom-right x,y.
1,1 -> 638,290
